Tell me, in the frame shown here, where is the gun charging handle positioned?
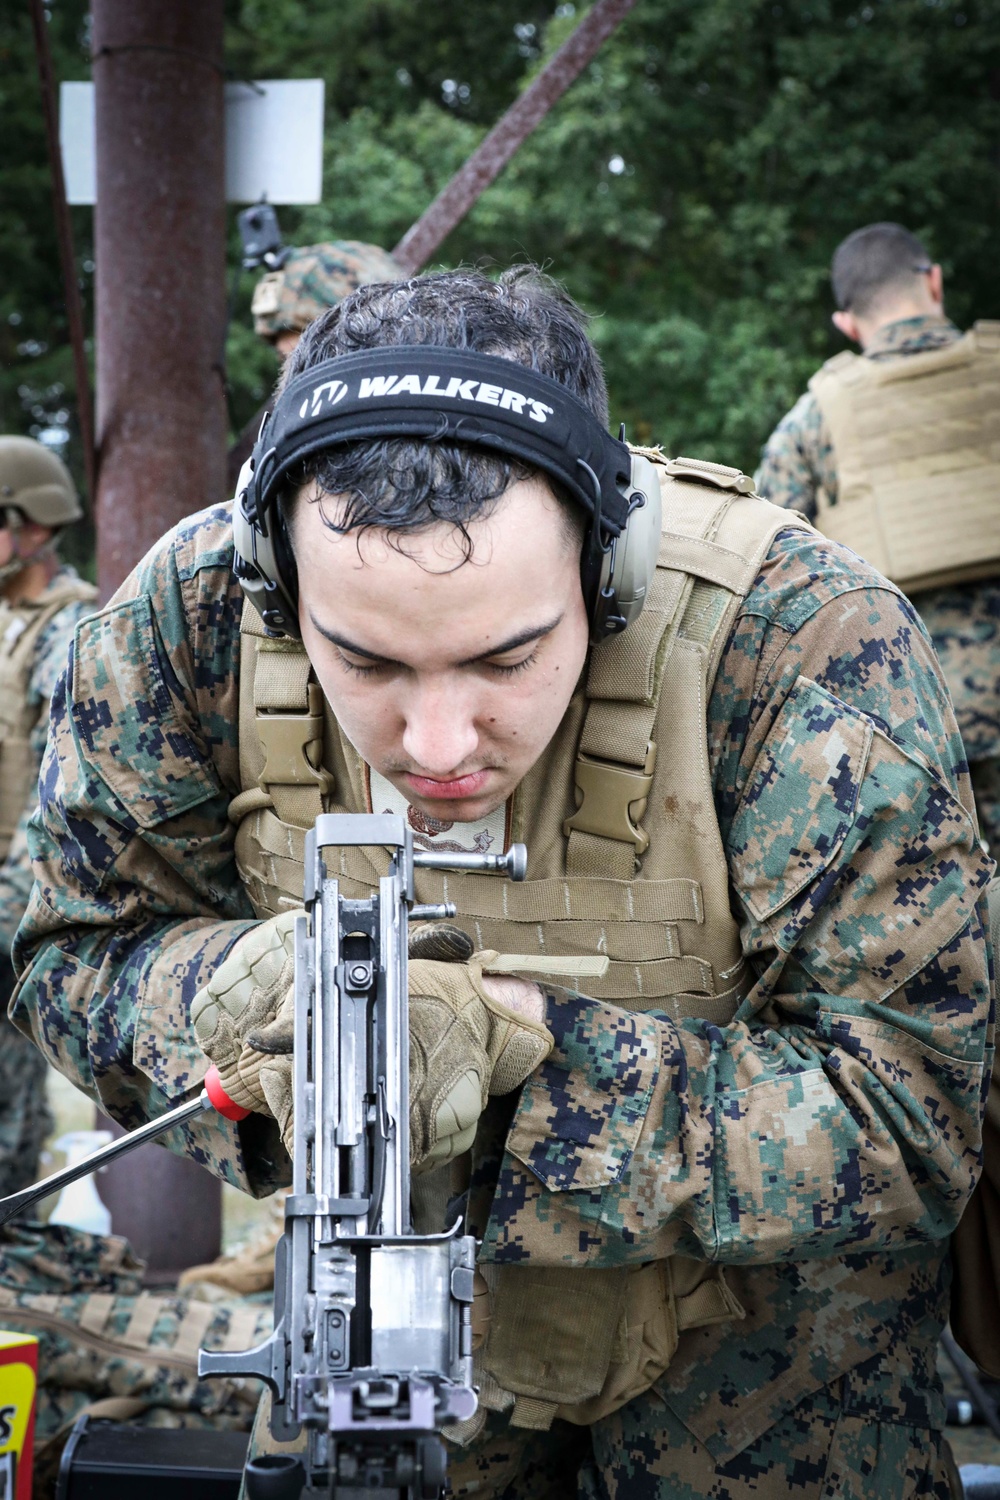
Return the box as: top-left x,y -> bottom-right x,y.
412,842 -> 527,880
0,1066 -> 249,1226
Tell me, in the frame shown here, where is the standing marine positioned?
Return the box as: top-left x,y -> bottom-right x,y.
0,437 -> 95,1199
756,220 -> 1000,853
251,240 -> 405,361
12,266 -> 995,1497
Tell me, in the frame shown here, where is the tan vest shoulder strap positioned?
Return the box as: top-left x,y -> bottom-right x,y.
564,457 -> 810,878
234,597 -> 332,831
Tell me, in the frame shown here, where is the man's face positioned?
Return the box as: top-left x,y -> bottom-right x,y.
294,474 -> 590,824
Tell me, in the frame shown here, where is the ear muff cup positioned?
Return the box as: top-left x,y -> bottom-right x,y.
596,453 -> 662,632
232,457 -> 301,636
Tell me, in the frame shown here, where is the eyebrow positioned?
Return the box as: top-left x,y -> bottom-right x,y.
308,613 -> 564,668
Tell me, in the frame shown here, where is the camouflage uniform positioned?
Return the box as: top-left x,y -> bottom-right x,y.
0,566 -> 94,1199
11,502 -> 995,1496
251,241 -> 405,342
755,314 -> 1000,854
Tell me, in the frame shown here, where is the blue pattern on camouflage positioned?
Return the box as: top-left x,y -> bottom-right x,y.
754,314 -> 1000,853
0,569 -> 94,1201
0,1220 -> 269,1498
10,501 -> 994,1481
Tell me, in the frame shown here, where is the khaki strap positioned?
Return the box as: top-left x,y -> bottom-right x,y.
511,1395 -> 558,1430
217,1303 -> 268,1352
170,1301 -> 215,1362
120,1293 -> 161,1350
484,953 -> 610,979
28,1293 -> 59,1317
242,609 -> 332,829
78,1292 -> 116,1339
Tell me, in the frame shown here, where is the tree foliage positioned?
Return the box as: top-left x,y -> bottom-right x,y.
3,0 -> 999,513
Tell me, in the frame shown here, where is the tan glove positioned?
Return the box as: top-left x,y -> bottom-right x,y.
190,911 -> 298,1153
409,948 -> 553,1176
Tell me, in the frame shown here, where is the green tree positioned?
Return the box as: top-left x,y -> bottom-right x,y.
4,0 -> 999,509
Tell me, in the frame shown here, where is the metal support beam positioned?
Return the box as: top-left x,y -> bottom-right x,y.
29,0 -> 96,507
92,0 -> 227,597
392,0 -> 637,275
90,0 -> 226,1269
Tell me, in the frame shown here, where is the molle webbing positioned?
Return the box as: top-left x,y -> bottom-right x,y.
0,576 -> 97,857
809,321 -> 1000,591
233,464 -> 809,1432
234,463 -> 810,1016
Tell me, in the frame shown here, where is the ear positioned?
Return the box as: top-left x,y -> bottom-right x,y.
17,521 -> 53,554
927,263 -> 944,310
832,310 -> 862,346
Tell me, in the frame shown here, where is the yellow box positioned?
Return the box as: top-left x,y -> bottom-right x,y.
0,1331 -> 38,1500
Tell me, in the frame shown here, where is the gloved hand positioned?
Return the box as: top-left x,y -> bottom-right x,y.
191,911 -> 298,1153
408,938 -> 553,1176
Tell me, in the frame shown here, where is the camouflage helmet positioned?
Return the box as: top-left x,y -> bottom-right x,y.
0,436 -> 82,527
252,240 -> 405,340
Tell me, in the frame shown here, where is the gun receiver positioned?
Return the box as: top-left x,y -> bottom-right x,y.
199,813 -> 526,1498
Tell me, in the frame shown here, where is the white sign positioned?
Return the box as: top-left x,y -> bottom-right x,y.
60,78 -> 325,206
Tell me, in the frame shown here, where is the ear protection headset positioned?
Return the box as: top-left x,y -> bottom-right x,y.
232,346 -> 662,643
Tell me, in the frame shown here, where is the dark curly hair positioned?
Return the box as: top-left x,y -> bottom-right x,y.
280,265 -> 607,556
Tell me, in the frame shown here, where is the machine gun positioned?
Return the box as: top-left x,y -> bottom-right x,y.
0,812 -> 526,1498
200,812 -> 526,1498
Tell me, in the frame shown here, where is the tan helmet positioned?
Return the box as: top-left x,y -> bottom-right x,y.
0,436 -> 82,527
252,240 -> 406,341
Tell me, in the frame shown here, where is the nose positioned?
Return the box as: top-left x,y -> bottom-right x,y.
401,677 -> 480,776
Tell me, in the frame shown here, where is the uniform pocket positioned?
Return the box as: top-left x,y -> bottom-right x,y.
730,675 -> 872,923
72,597 -> 220,830
730,674 -> 990,1002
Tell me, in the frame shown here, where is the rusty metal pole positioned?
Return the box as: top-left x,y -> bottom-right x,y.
28,0 -> 96,506
392,0 -> 637,274
91,0 -> 226,1273
92,0 -> 227,598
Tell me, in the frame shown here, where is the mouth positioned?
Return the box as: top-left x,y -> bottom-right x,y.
402,769 -> 493,802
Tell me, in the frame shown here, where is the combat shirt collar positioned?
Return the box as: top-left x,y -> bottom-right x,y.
864,313 -> 961,361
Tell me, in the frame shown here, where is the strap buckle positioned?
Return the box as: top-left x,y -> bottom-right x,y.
257,682 -> 334,796
563,742 -> 657,856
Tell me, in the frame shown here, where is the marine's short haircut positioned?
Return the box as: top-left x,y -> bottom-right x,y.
831,223 -> 933,317
279,266 -> 605,554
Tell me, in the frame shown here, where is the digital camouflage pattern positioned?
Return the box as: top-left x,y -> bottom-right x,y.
442,1340 -> 963,1498
0,1219 -> 270,1498
251,240 -> 405,340
11,502 -> 995,1494
0,566 -> 94,1198
755,314 -> 1000,851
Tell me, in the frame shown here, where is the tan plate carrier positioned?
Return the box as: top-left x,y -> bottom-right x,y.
230,456 -> 812,1432
809,320 -> 1000,593
0,575 -> 96,859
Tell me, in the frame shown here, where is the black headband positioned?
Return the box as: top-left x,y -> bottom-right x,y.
246,346 -> 632,541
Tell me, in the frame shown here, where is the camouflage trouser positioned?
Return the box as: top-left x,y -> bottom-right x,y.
245,1369 -> 962,1500
971,756 -> 1000,858
442,1381 -> 963,1500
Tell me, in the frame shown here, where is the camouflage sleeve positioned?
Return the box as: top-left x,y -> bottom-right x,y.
482,529 -> 995,1269
753,390 -> 832,522
10,508 -> 285,1197
0,597 -> 94,956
